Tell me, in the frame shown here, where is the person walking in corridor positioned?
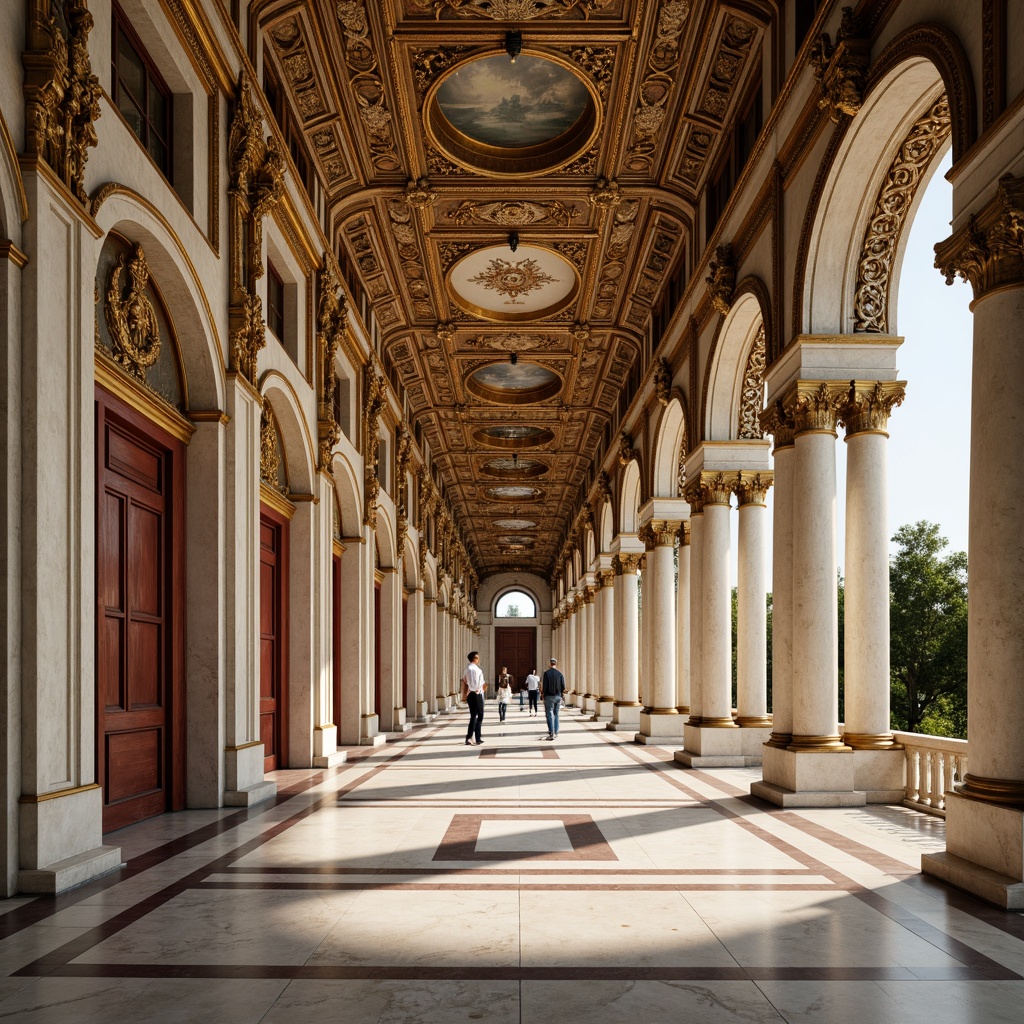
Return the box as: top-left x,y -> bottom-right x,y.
542,658 -> 565,740
462,651 -> 486,746
524,668 -> 540,716
496,670 -> 511,722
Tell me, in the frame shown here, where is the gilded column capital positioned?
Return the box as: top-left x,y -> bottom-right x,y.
699,471 -> 740,507
582,585 -> 597,605
613,552 -> 642,575
597,568 -> 616,588
683,481 -> 705,514
784,381 -> 846,435
735,471 -> 774,506
838,381 -> 907,436
679,520 -> 691,546
759,399 -> 795,450
649,520 -> 682,546
936,174 -> 1024,300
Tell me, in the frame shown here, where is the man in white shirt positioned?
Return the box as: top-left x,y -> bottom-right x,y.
461,651 -> 486,746
524,668 -> 540,716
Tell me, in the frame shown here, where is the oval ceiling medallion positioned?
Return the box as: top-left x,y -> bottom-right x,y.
493,518 -> 537,531
465,360 -> 561,404
499,535 -> 535,548
480,457 -> 548,479
473,425 -> 555,449
424,53 -> 600,177
448,244 -> 579,323
484,485 -> 543,501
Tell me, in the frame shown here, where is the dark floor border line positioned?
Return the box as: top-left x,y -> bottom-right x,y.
192,881 -> 841,892
28,963 -> 1013,983
12,724 -> 450,978
216,866 -> 820,875
583,722 -> 1024,980
901,873 -> 1024,941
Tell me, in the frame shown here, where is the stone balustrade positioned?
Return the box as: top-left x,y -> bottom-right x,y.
892,732 -> 968,818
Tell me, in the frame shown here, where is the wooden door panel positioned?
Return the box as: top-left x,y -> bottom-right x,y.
96,387 -> 185,833
259,507 -> 288,772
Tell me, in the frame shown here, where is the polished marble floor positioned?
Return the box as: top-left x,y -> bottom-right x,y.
2,707 -> 1023,1022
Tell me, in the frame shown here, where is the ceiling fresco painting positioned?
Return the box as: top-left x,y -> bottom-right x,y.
268,1 -> 768,576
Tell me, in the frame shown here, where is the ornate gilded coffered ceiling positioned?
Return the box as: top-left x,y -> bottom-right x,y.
261,0 -> 771,578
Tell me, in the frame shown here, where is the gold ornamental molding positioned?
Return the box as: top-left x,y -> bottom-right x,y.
959,772 -> 1024,807
810,6 -> 870,123
0,240 -> 28,267
259,483 -> 296,518
105,242 -> 162,382
737,325 -> 766,439
18,782 -> 101,804
936,173 -> 1024,301
94,352 -> 195,445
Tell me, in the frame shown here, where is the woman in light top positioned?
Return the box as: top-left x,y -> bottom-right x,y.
495,666 -> 512,722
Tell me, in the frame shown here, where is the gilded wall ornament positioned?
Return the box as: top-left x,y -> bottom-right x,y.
617,431 -> 638,466
653,357 -> 672,405
737,325 -> 766,438
466,257 -> 558,303
23,1 -> 102,205
706,243 -> 736,315
854,98 -> 952,333
589,177 -> 622,210
105,243 -> 161,382
810,6 -> 870,122
316,260 -> 346,470
676,443 -> 687,497
363,368 -> 388,529
405,177 -> 438,208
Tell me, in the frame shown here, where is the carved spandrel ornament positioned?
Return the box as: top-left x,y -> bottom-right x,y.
23,1 -> 102,206
105,243 -> 161,382
936,174 -> 1024,300
854,98 -> 951,333
737,325 -> 766,438
810,6 -> 870,123
706,243 -> 736,315
260,398 -> 288,494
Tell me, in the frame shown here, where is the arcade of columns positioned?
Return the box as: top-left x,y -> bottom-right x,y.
552,338 -> 910,806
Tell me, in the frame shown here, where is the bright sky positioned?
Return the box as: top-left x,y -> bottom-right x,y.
731,149 -> 972,584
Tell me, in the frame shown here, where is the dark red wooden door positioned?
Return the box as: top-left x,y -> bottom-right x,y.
401,591 -> 410,711
259,506 -> 289,771
96,387 -> 185,833
494,627 -> 536,691
332,550 -> 342,743
373,578 -> 382,726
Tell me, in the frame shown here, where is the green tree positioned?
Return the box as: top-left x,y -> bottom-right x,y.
505,604 -> 520,618
889,521 -> 968,736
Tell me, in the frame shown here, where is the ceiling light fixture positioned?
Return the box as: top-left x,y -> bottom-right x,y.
508,230 -> 519,253
510,351 -> 518,365
505,30 -> 522,63
512,453 -> 519,468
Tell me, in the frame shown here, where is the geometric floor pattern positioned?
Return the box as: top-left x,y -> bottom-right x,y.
1,706 -> 1023,1022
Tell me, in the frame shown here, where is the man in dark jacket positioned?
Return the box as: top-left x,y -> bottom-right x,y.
541,657 -> 565,740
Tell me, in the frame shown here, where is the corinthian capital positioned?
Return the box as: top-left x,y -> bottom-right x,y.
935,174 -> 1024,300
759,399 -> 796,449
736,471 -> 774,506
839,381 -> 907,435
613,552 -> 642,575
786,381 -> 846,435
649,520 -> 682,546
700,471 -> 740,507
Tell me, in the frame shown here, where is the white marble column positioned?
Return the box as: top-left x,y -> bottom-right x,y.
790,388 -> 845,751
595,569 -> 616,720
686,504 -> 704,725
582,584 -> 597,712
638,521 -> 683,743
735,473 -> 772,728
578,589 -> 591,710
675,524 -> 691,714
701,475 -> 737,729
410,582 -> 428,721
423,596 -> 437,715
610,552 -> 642,729
924,182 -> 1024,907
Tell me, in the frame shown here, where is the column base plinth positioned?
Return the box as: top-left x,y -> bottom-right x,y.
736,715 -> 773,728
922,792 -> 1024,908
18,845 -> 123,895
750,744 -> 862,806
591,697 -> 614,722
225,743 -> 275,805
635,710 -> 687,745
312,750 -> 347,768
700,716 -> 739,728
607,702 -> 642,730
673,723 -> 770,766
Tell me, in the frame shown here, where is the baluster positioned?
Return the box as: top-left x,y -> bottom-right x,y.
906,747 -> 920,803
928,750 -> 943,808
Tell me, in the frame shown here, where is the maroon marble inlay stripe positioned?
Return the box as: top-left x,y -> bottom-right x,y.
220,865 -> 819,875
195,881 -> 839,892
433,813 -> 617,862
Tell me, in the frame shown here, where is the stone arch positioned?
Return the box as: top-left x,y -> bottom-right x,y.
583,524 -> 596,566
798,51 -> 958,337
92,189 -> 225,410
330,450 -> 362,537
651,394 -> 689,497
619,460 -> 642,535
374,510 -> 398,571
402,536 -> 418,589
705,283 -> 767,441
491,584 -> 542,618
260,371 -> 316,495
0,108 -> 27,234
597,497 -> 614,552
